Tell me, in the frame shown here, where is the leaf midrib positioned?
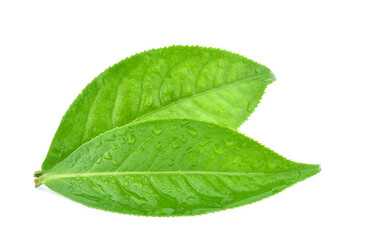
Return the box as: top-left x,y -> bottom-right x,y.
129,74 -> 271,125
42,170 -> 306,182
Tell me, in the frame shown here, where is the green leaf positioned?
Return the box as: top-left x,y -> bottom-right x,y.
41,46 -> 275,171
36,119 -> 320,216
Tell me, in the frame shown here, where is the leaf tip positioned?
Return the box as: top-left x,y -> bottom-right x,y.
268,70 -> 277,83
34,170 -> 44,188
298,163 -> 321,181
309,163 -> 321,173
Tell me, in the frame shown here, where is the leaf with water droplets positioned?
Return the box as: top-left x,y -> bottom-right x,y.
35,119 -> 320,216
40,45 -> 275,171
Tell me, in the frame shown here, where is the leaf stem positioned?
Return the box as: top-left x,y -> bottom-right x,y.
34,171 -> 45,188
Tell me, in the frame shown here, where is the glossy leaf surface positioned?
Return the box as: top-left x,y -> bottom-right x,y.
41,46 -> 275,171
36,119 -> 320,216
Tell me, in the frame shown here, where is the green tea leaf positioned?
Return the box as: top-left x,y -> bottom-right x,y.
41,46 -> 275,171
36,119 -> 320,216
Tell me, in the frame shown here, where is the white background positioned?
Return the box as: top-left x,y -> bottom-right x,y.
1,0 -> 367,239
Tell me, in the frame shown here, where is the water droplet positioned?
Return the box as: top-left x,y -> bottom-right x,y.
128,134 -> 136,144
180,120 -> 189,126
192,161 -> 197,166
104,152 -> 113,160
179,135 -> 187,143
156,141 -> 162,150
94,140 -> 102,148
160,208 -> 175,215
186,125 -> 198,137
96,157 -> 102,164
138,131 -> 143,136
214,144 -> 224,155
111,144 -> 118,150
121,138 -> 126,144
112,160 -> 118,165
134,181 -> 143,188
225,138 -> 234,147
168,159 -> 175,166
186,196 -> 196,203
123,181 -> 130,187
143,95 -> 153,107
153,125 -> 162,135
268,161 -> 277,169
200,137 -> 210,146
117,129 -> 127,136
239,158 -> 246,166
252,160 -> 264,169
171,137 -> 179,149
103,133 -> 116,141
231,156 -> 239,164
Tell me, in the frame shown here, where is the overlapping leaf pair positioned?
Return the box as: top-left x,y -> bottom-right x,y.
34,46 -> 320,216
